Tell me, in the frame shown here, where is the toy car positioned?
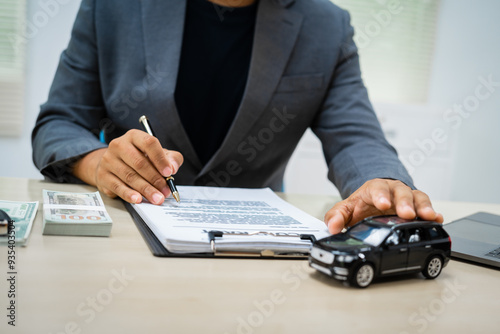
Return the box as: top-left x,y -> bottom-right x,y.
309,215 -> 451,288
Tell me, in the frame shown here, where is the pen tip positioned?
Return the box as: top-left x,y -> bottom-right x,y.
172,192 -> 180,203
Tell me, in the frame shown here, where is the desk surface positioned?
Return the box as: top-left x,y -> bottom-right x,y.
1,177 -> 499,334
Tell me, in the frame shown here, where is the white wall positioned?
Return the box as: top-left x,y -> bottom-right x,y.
427,0 -> 500,204
1,0 -> 499,204
286,0 -> 500,204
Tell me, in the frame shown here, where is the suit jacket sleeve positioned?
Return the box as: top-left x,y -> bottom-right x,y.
311,10 -> 414,198
31,0 -> 107,183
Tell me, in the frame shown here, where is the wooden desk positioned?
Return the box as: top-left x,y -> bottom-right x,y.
1,177 -> 499,334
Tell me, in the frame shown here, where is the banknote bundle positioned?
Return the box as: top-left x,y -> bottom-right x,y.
42,190 -> 112,237
0,200 -> 39,246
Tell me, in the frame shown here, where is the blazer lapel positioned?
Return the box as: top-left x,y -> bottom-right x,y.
140,0 -> 203,170
199,0 -> 303,175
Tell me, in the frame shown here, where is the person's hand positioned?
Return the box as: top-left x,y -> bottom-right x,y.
324,179 -> 443,234
72,129 -> 183,205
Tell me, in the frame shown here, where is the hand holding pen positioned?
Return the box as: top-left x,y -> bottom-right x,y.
72,120 -> 184,205
139,116 -> 180,202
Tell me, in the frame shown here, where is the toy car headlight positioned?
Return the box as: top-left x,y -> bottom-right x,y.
337,255 -> 356,263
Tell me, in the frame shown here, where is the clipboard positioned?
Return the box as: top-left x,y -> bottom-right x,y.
124,202 -> 317,259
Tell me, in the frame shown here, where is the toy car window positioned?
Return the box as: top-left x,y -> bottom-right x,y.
385,231 -> 400,245
408,228 -> 423,243
348,223 -> 391,247
397,229 -> 408,243
427,227 -> 442,240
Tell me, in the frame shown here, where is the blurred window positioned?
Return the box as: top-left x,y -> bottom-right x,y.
333,0 -> 441,103
0,0 -> 26,136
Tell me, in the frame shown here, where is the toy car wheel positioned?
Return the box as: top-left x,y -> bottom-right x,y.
422,255 -> 443,279
351,263 -> 374,288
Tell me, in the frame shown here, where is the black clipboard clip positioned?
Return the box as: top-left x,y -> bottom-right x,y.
208,230 -> 317,258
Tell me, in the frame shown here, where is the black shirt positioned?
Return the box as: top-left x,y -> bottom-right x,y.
174,0 -> 258,165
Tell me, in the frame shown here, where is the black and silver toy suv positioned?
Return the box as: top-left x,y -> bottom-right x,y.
309,215 -> 451,288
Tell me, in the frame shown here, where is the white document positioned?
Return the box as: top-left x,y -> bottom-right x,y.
131,186 -> 330,254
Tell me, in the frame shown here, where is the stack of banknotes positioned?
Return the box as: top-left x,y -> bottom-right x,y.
0,200 -> 39,246
42,190 -> 113,237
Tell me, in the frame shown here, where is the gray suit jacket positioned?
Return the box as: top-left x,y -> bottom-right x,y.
32,0 -> 413,198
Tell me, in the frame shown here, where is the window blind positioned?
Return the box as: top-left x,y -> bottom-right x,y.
0,0 -> 26,136
333,0 -> 440,104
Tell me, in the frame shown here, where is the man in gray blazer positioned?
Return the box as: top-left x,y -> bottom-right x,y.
32,0 -> 443,233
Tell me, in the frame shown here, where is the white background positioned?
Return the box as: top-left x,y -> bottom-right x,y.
1,0 -> 499,204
